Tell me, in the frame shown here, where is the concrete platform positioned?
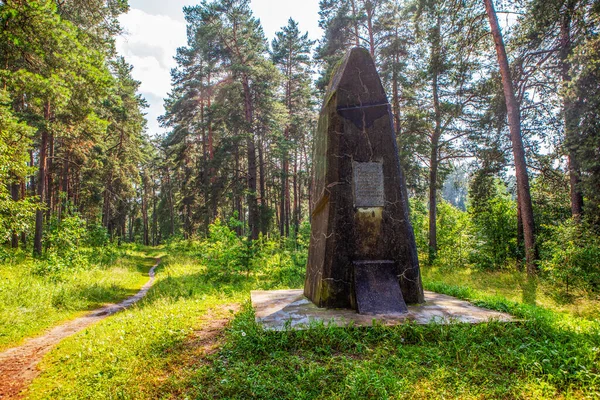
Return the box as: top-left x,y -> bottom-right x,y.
251,289 -> 513,330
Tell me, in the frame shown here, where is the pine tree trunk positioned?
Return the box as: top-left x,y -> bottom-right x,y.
11,183 -> 19,249
60,151 -> 69,220
392,50 -> 401,136
46,134 -> 54,219
366,1 -> 376,57
258,132 -> 267,235
280,156 -> 287,237
242,74 -> 259,240
428,23 -> 442,264
350,0 -> 360,46
29,150 -> 35,196
152,176 -> 158,245
560,0 -> 584,219
484,0 -> 537,275
142,175 -> 149,246
33,103 -> 50,257
293,148 -> 299,235
20,180 -> 26,247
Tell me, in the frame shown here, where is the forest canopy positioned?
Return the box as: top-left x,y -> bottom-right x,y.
1,0 -> 599,291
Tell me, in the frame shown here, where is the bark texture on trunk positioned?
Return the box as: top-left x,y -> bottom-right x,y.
484,0 -> 537,274
560,0 -> 584,219
242,74 -> 259,240
33,103 -> 50,257
11,183 -> 19,249
428,21 -> 442,264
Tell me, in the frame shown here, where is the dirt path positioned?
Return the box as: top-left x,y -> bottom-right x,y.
0,258 -> 161,400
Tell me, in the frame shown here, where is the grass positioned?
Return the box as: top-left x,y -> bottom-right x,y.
0,244 -> 157,351
24,247 -> 600,400
421,265 -> 600,321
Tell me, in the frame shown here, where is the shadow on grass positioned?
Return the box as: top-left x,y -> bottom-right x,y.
520,275 -> 538,306
137,266 -> 600,399
49,254 -> 159,313
176,299 -> 599,399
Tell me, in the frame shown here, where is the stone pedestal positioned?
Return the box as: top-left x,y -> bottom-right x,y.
304,47 -> 424,311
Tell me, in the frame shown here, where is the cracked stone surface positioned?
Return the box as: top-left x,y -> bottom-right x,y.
305,47 -> 423,309
252,289 -> 513,331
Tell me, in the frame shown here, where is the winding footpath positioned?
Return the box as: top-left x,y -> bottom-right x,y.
0,258 -> 161,399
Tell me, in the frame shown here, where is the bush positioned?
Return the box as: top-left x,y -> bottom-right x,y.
201,218 -> 249,278
409,198 -> 429,256
435,201 -> 471,268
45,215 -> 87,259
469,179 -> 518,270
541,220 -> 600,294
86,223 -> 110,247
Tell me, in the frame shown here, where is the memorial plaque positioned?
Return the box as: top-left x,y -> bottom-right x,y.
353,162 -> 385,208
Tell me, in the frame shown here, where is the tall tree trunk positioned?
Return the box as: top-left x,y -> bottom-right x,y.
293,147 -> 299,235
484,0 -> 537,275
60,151 -> 69,220
142,175 -> 149,246
392,50 -> 401,137
29,150 -> 35,195
428,22 -> 442,264
303,144 -> 312,223
165,167 -> 175,236
207,71 -> 214,161
258,131 -> 267,235
46,133 -> 54,219
152,176 -> 158,245
560,0 -> 584,219
242,74 -> 259,240
365,0 -> 376,57
350,0 -> 360,46
11,183 -> 19,249
20,180 -> 26,247
280,157 -> 287,237
233,143 -> 243,236
33,103 -> 50,257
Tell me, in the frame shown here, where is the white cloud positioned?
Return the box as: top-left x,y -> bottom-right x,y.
250,0 -> 322,42
116,2 -> 322,136
116,9 -> 187,135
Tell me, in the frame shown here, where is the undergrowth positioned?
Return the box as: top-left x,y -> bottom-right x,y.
0,244 -> 156,351
25,245 -> 600,400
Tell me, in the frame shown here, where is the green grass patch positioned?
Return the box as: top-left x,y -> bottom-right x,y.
25,250 -> 600,399
0,245 -> 157,351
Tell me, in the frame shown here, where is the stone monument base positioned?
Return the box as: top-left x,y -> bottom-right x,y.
251,289 -> 512,331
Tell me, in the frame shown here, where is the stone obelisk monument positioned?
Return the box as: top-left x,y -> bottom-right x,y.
304,47 -> 424,314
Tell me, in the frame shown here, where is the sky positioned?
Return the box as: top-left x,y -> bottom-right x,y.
116,0 -> 322,136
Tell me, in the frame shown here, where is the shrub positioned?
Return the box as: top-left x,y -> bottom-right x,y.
45,215 -> 87,259
201,218 -> 249,278
469,179 -> 518,270
435,201 -> 471,268
541,220 -> 600,294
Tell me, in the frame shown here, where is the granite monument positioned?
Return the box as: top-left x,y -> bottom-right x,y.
304,47 -> 424,314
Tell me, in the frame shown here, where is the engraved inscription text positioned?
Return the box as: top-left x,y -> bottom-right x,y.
353,162 -> 385,207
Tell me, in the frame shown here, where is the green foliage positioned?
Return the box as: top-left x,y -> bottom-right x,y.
531,170 -> 572,244
25,249 -> 600,399
202,218 -> 250,278
541,220 -> 600,295
435,200 -> 471,268
45,215 -> 87,258
0,245 -> 154,351
410,198 -> 471,269
469,177 -> 518,270
409,197 -> 429,255
0,89 -> 37,242
85,223 -> 110,247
